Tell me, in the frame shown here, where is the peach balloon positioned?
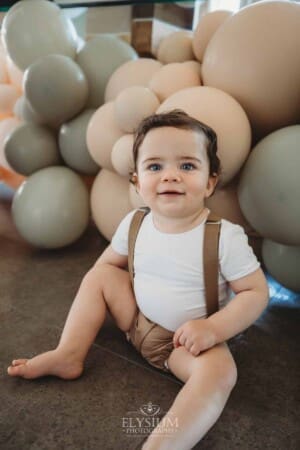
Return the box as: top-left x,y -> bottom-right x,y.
114,86 -> 160,133
0,53 -> 8,84
0,117 -> 21,169
0,84 -> 20,116
90,169 -> 132,241
202,1 -> 300,140
192,10 -> 232,62
104,58 -> 162,102
182,60 -> 202,81
111,134 -> 135,177
157,86 -> 251,186
86,102 -> 124,171
129,183 -> 146,209
0,165 -> 25,189
157,31 -> 195,64
149,63 -> 200,102
6,56 -> 23,92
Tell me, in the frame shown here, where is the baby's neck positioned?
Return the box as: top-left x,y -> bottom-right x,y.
152,207 -> 209,234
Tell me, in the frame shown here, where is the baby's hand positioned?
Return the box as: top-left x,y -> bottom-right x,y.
173,319 -> 217,356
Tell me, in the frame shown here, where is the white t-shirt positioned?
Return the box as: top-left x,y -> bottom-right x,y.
111,209 -> 260,332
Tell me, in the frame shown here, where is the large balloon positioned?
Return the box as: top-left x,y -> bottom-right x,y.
202,1 -> 300,140
238,126 -> 300,246
2,0 -> 78,71
262,239 -> 300,293
4,123 -> 61,176
90,169 -> 132,241
157,86 -> 251,185
24,55 -> 88,127
12,166 -> 90,248
76,35 -> 137,108
59,109 -> 99,175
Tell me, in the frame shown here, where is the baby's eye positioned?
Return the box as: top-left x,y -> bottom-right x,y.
181,162 -> 196,171
147,163 -> 161,171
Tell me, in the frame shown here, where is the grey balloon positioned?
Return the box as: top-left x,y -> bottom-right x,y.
2,0 -> 78,71
14,96 -> 45,125
12,166 -> 90,249
238,125 -> 300,246
59,109 -> 99,175
4,123 -> 61,176
76,35 -> 138,108
24,54 -> 89,127
262,239 -> 300,292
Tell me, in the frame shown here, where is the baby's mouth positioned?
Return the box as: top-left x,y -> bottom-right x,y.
158,191 -> 185,195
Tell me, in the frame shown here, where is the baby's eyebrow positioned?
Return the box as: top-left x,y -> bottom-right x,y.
142,156 -> 202,164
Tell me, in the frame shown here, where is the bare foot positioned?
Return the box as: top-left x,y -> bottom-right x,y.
7,349 -> 83,380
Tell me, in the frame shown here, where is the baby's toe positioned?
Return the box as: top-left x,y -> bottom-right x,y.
7,364 -> 27,377
12,359 -> 28,366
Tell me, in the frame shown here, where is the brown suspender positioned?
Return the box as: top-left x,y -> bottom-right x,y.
128,208 -> 221,317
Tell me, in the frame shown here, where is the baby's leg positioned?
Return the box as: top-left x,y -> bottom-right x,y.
7,264 -> 137,379
143,343 -> 237,450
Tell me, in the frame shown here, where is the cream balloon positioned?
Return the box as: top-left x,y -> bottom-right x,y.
157,86 -> 251,185
202,1 -> 300,139
2,0 -> 78,70
86,102 -> 124,171
111,134 -> 135,177
90,169 -> 132,241
76,35 -> 137,108
262,239 -> 300,292
149,63 -> 200,102
0,117 -> 21,169
114,87 -> 160,133
157,31 -> 195,64
192,10 -> 232,62
104,58 -> 162,103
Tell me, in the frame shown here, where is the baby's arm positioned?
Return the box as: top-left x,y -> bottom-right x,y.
173,268 -> 269,355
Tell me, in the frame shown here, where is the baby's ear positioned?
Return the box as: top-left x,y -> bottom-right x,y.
206,174 -> 219,197
130,172 -> 138,185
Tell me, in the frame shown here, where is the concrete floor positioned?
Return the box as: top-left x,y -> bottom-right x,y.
0,186 -> 299,450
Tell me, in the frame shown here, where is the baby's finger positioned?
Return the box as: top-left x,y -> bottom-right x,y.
173,329 -> 182,347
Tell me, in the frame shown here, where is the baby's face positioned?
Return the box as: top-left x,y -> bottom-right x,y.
135,126 -> 217,219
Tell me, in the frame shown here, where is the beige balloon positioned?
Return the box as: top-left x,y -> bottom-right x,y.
182,60 -> 202,81
90,169 -> 132,241
0,54 -> 8,84
86,102 -> 124,170
0,84 -> 20,116
76,35 -> 137,108
2,0 -> 78,70
104,58 -> 162,103
192,10 -> 232,62
157,86 -> 251,186
202,1 -> 300,139
157,31 -> 195,64
111,134 -> 135,177
114,87 -> 160,133
129,183 -> 147,209
149,63 -> 200,102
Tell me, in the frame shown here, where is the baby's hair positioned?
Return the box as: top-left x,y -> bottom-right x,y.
131,109 -> 221,181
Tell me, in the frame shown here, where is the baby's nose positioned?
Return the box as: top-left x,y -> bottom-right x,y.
162,169 -> 181,182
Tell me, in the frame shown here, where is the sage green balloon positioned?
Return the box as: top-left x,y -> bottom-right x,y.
24,54 -> 88,127
238,125 -> 300,245
76,35 -> 138,108
12,166 -> 90,249
59,109 -> 99,175
2,0 -> 78,71
262,239 -> 300,292
4,123 -> 61,176
14,96 -> 45,125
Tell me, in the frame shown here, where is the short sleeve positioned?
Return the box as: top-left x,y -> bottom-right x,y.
219,220 -> 260,282
110,209 -> 137,256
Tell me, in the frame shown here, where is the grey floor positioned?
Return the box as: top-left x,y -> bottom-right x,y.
0,185 -> 299,450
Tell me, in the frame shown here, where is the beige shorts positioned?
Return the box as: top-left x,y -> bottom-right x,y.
126,310 -> 174,373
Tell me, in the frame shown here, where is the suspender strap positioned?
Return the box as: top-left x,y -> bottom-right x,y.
128,208 -> 221,318
203,212 -> 221,316
128,208 -> 150,286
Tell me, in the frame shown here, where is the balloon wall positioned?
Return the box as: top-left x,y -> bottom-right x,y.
0,0 -> 299,292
